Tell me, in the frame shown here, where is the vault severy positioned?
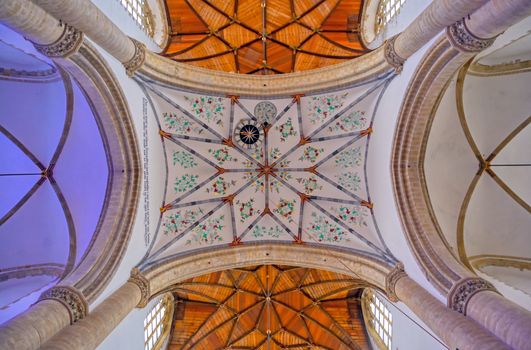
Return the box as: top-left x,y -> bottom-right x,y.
137,72 -> 396,269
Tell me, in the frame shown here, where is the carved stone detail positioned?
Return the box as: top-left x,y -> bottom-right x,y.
39,286 -> 88,323
384,35 -> 406,73
448,277 -> 498,315
128,267 -> 150,307
446,19 -> 496,53
123,38 -> 146,77
385,262 -> 407,302
33,24 -> 84,58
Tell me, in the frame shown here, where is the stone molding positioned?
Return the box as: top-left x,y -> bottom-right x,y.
128,268 -> 150,308
53,41 -> 141,303
446,19 -> 495,53
385,262 -> 408,302
33,24 -> 83,58
448,277 -> 498,315
124,38 -> 146,77
38,286 -> 88,323
384,35 -> 406,73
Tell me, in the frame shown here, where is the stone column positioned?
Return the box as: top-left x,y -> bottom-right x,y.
388,273 -> 510,350
383,0 -> 490,70
40,270 -> 150,350
449,278 -> 531,350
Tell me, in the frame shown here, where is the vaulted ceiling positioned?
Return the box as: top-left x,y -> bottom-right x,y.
163,0 -> 368,74
137,72 -> 396,270
0,24 -> 108,323
168,265 -> 371,350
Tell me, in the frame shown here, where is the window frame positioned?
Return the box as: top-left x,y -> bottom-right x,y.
362,289 -> 393,350
144,294 -> 173,350
118,0 -> 155,37
375,0 -> 406,34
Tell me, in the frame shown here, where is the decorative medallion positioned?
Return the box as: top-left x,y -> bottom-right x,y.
254,101 -> 277,126
234,119 -> 264,149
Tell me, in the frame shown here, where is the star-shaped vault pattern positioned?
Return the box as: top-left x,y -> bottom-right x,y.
168,265 -> 372,350
139,74 -> 395,267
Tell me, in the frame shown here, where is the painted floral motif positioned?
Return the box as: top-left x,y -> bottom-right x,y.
277,159 -> 291,168
296,175 -> 322,194
163,112 -> 202,135
208,147 -> 237,165
186,215 -> 224,245
270,147 -> 282,161
206,177 -> 236,196
275,117 -> 297,142
236,198 -> 261,222
307,212 -> 347,242
173,151 -> 197,168
335,147 -> 363,168
273,199 -> 296,223
174,174 -> 198,193
162,209 -> 204,235
332,205 -> 368,227
336,171 -> 361,192
298,146 -> 324,163
308,93 -> 347,125
185,95 -> 224,126
269,174 -> 291,193
251,225 -> 284,238
328,110 -> 367,132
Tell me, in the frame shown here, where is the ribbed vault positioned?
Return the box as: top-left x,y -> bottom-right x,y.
168,265 -> 371,350
164,0 -> 368,74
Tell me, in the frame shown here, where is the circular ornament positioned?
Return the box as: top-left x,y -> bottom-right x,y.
254,101 -> 277,126
234,119 -> 264,149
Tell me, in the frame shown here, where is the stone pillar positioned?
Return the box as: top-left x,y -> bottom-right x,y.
385,0 -> 490,69
449,278 -> 531,350
0,0 -> 63,45
32,0 -> 136,64
389,274 -> 510,350
40,270 -> 150,350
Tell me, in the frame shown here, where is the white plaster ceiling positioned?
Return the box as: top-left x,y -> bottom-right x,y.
137,73 -> 397,269
424,28 -> 531,297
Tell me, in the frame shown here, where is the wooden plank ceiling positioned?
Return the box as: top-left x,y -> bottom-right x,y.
164,0 -> 368,74
167,265 -> 372,350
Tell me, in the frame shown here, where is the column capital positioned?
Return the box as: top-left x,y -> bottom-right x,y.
448,277 -> 498,315
33,24 -> 84,58
385,262 -> 407,302
446,19 -> 496,53
384,35 -> 406,73
38,285 -> 88,323
123,38 -> 146,77
128,267 -> 150,307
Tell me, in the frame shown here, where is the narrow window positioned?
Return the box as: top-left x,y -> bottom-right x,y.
144,295 -> 172,350
375,0 -> 406,34
363,289 -> 393,350
117,0 -> 154,37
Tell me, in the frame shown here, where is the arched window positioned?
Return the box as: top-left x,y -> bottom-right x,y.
375,0 -> 406,34
144,294 -> 173,350
362,289 -> 393,350
118,0 -> 155,37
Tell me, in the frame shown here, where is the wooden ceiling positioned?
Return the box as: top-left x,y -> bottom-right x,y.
167,265 -> 372,350
164,0 -> 369,74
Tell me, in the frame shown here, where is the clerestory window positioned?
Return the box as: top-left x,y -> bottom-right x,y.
363,289 -> 393,350
118,0 -> 155,37
144,295 -> 172,350
375,0 -> 406,34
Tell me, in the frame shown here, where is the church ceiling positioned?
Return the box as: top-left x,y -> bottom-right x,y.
137,73 -> 396,269
163,0 -> 368,74
168,265 -> 371,350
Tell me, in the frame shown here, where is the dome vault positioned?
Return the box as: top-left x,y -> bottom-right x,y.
136,72 -> 396,270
